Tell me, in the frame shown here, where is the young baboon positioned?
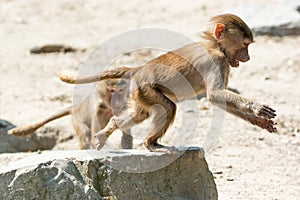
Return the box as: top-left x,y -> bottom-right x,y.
59,14 -> 277,152
8,79 -> 132,149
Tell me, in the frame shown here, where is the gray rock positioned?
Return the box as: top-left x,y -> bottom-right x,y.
0,119 -> 58,153
227,0 -> 300,36
0,147 -> 217,200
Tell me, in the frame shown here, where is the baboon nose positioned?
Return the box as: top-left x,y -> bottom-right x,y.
241,55 -> 250,62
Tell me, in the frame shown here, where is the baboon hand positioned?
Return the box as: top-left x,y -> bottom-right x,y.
95,131 -> 109,150
248,114 -> 277,133
251,104 -> 277,132
255,104 -> 276,119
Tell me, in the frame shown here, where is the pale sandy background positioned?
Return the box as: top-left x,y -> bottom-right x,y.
0,1 -> 299,199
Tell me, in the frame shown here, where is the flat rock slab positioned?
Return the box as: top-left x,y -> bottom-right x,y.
0,147 -> 217,200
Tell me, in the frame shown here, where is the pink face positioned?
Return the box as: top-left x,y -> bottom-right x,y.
226,38 -> 252,67
109,84 -> 128,115
214,23 -> 253,67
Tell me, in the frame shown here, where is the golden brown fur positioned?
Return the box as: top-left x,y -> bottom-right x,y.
8,79 -> 132,149
59,14 -> 277,152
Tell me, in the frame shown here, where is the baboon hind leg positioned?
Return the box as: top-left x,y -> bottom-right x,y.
93,107 -> 133,149
140,87 -> 177,153
72,120 -> 92,149
95,105 -> 149,150
121,129 -> 133,149
91,108 -> 112,148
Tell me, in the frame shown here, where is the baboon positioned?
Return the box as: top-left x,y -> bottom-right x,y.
8,79 -> 132,149
59,14 -> 277,152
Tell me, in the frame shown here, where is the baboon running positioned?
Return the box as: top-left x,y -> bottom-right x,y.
59,14 -> 277,152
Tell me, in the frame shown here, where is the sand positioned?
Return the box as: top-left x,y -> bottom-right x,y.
0,1 -> 299,199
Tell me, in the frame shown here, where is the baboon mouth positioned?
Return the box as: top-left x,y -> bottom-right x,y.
229,59 -> 239,67
112,108 -> 123,115
234,60 -> 240,66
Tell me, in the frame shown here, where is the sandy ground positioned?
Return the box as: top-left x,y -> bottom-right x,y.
0,1 -> 299,199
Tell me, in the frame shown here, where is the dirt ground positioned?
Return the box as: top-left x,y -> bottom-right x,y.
0,1 -> 299,199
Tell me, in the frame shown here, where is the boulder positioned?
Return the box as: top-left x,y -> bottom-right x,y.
0,119 -> 58,153
0,147 -> 217,200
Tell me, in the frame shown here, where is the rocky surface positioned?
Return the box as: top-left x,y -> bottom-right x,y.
0,119 -> 58,153
0,147 -> 217,200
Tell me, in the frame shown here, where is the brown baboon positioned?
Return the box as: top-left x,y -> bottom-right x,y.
8,79 -> 132,149
59,14 -> 277,152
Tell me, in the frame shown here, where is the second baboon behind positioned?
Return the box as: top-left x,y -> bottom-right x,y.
8,79 -> 132,149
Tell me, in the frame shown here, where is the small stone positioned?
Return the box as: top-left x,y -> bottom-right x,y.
213,171 -> 223,175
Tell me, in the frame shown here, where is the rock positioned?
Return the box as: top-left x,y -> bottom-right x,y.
30,44 -> 85,54
0,119 -> 58,153
0,147 -> 217,200
227,0 -> 300,36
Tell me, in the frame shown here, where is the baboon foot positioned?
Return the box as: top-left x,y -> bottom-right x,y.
121,133 -> 133,149
146,143 -> 178,154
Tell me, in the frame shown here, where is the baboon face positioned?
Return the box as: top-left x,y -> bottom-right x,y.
108,79 -> 129,115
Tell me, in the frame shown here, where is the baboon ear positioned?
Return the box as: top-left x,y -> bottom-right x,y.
214,23 -> 225,40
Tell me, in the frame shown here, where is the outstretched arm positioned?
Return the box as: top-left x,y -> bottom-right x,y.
207,89 -> 277,132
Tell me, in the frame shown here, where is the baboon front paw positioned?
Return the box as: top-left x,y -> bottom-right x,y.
121,134 -> 133,149
257,104 -> 276,119
249,115 -> 277,133
253,103 -> 276,119
95,132 -> 108,150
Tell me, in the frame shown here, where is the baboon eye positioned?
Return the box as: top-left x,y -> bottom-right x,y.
110,89 -> 116,93
118,88 -> 124,93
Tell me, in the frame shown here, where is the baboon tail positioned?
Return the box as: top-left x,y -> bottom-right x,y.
8,107 -> 71,136
59,67 -> 134,84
